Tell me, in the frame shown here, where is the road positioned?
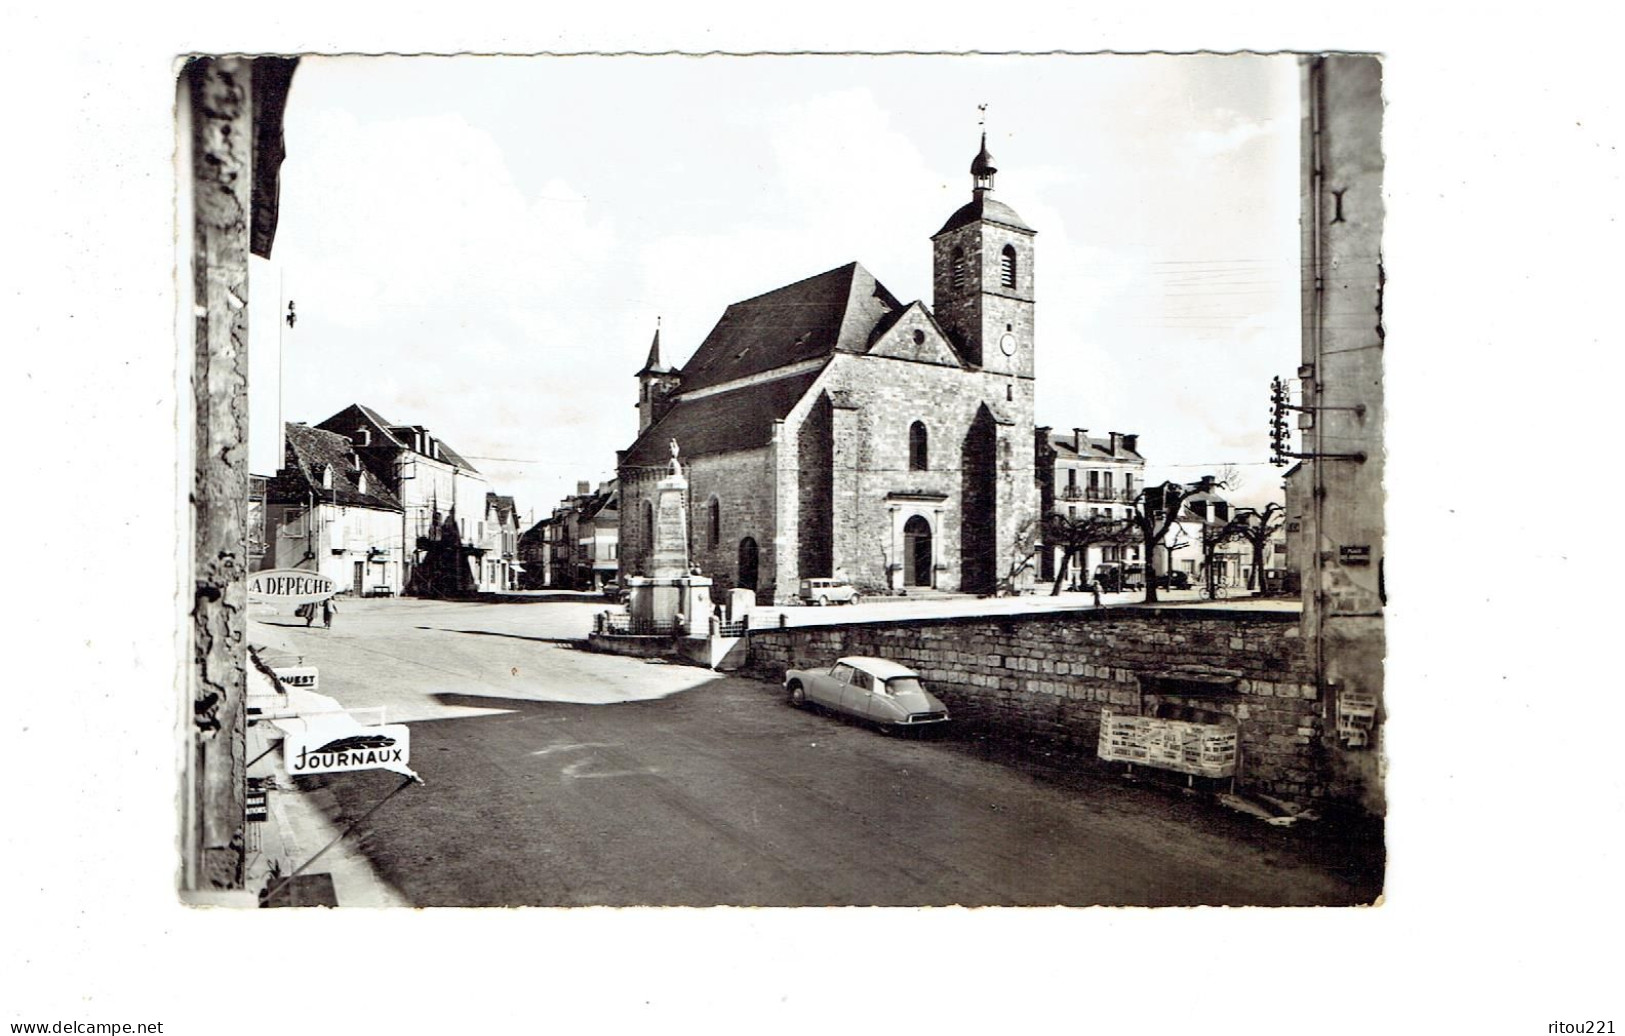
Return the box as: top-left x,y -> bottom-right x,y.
253,597 -> 1380,907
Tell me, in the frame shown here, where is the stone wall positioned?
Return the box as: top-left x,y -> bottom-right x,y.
743,607 -> 1335,803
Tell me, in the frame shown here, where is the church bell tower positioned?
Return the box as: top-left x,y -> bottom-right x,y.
930,132 -> 1036,378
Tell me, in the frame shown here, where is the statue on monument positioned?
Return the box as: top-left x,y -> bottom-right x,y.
669,438 -> 682,476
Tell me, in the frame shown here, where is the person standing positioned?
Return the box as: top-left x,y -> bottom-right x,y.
321,596 -> 337,629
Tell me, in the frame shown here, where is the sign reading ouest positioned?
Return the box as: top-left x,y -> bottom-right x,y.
247,569 -> 337,604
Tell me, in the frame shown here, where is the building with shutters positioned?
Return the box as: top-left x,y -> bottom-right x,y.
258,422 -> 406,597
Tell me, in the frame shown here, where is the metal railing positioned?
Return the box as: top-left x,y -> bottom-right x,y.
596,613 -> 682,636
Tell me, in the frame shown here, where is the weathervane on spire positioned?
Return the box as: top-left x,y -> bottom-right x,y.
978,102 -> 988,128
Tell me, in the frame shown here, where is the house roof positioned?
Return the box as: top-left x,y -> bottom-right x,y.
622,370 -> 823,467
1050,433 -> 1145,463
674,262 -> 902,395
486,493 -> 518,524
317,404 -> 482,474
270,423 -> 403,510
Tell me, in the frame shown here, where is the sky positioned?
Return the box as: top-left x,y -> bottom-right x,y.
250,54 -> 1304,519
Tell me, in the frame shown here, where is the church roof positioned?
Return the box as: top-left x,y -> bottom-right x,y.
933,193 -> 1034,237
674,262 -> 902,395
622,370 -> 824,467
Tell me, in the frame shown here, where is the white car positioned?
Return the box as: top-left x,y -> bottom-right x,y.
784,656 -> 950,733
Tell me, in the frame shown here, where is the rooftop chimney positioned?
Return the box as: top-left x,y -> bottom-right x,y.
1122,433 -> 1139,455
577,481 -> 591,495
1108,432 -> 1121,456
1073,428 -> 1086,453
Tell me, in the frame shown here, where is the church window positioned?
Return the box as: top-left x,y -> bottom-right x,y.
643,500 -> 655,548
707,496 -> 720,548
908,421 -> 929,471
1000,245 -> 1018,289
951,247 -> 966,291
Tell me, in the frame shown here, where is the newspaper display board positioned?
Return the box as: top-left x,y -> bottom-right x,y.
1098,711 -> 1238,778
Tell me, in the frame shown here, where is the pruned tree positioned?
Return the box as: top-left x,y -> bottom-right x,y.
1125,480 -> 1199,604
1220,502 -> 1285,594
1044,511 -> 1131,596
1199,518 -> 1243,598
994,515 -> 1043,596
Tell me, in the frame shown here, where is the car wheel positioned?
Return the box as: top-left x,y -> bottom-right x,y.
787,682 -> 806,708
849,594 -> 861,605
818,595 -> 829,607
875,722 -> 894,737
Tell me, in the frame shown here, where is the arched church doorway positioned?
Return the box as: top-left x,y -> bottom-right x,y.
903,515 -> 933,588
737,537 -> 759,591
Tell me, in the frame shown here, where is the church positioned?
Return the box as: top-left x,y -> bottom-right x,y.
617,136 -> 1039,605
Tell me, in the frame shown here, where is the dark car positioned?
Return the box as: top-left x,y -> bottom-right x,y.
1157,571 -> 1192,590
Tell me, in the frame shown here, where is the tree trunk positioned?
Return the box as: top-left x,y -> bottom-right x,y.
1051,546 -> 1074,596
1142,529 -> 1159,604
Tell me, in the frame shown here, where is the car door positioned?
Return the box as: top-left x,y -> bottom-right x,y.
840,668 -> 877,718
814,663 -> 854,708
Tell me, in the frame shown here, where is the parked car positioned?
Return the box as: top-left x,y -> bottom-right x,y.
799,577 -> 861,606
1094,563 -> 1147,591
1156,570 -> 1192,590
784,656 -> 949,732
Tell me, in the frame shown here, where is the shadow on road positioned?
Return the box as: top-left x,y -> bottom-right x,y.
415,627 -> 585,647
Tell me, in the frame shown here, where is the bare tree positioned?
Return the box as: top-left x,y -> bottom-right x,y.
1220,502 -> 1285,594
994,515 -> 1042,596
1125,481 -> 1197,604
1199,518 -> 1243,598
1044,511 -> 1131,596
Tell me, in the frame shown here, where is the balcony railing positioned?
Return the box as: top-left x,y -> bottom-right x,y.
1061,486 -> 1135,503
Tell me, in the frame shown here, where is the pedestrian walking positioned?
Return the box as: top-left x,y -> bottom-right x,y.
299,602 -> 315,626
321,596 -> 337,629
1091,582 -> 1102,608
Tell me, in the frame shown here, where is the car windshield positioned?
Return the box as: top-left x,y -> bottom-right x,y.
884,677 -> 924,696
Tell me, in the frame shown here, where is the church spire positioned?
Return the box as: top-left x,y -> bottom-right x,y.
971,105 -> 997,193
971,131 -> 997,193
638,318 -> 671,375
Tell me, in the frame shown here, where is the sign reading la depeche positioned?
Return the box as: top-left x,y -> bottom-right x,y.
248,569 -> 337,605
284,724 -> 413,777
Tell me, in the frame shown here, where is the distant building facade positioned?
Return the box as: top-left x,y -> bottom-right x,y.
258,422 -> 406,596
619,137 -> 1039,604
315,404 -> 491,595
479,493 -> 522,592
1041,428 -> 1145,587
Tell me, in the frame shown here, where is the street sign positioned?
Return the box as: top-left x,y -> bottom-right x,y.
284,724 -> 414,778
245,778 -> 269,822
271,666 -> 318,691
248,569 -> 337,604
1338,545 -> 1372,566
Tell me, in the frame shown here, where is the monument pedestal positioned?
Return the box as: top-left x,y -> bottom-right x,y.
627,575 -> 712,635
626,461 -> 712,634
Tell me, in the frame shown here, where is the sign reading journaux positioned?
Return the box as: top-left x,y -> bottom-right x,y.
284,725 -> 413,777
